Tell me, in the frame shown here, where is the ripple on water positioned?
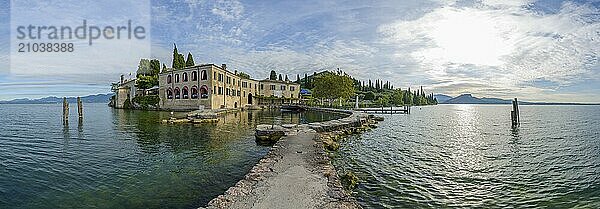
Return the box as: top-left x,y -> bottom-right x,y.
1,104 -> 345,209
333,105 -> 600,208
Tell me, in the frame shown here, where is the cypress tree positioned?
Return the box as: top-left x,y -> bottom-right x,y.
270,70 -> 277,80
171,44 -> 186,69
172,44 -> 179,69
185,52 -> 195,67
178,53 -> 185,69
304,74 -> 308,87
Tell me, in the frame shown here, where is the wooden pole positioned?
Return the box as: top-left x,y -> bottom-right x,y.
511,98 -> 520,126
77,97 -> 83,119
63,97 -> 69,123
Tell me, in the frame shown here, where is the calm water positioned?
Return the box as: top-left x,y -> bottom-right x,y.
333,104 -> 600,208
0,103 -> 343,209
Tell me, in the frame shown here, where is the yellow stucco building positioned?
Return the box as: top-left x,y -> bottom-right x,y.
157,64 -> 300,110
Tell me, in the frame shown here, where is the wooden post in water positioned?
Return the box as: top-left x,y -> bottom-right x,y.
511,98 -> 520,126
62,97 -> 69,123
77,97 -> 83,119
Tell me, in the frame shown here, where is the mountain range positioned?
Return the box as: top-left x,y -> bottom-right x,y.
0,93 -> 114,104
434,94 -> 596,105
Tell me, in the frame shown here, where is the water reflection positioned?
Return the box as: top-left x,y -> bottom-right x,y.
333,105 -> 600,208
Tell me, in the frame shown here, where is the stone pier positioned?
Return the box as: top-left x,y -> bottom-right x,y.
203,110 -> 377,209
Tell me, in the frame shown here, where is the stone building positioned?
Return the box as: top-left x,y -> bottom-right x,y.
112,75 -> 137,109
255,79 -> 301,106
157,64 -> 300,110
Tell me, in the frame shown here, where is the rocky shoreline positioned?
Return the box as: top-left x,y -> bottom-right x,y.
202,109 -> 380,209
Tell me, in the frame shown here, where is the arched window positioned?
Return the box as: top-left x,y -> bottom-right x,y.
167,88 -> 173,99
167,75 -> 172,84
200,85 -> 209,99
175,74 -> 180,83
183,72 -> 188,82
192,71 -> 197,81
174,87 -> 180,99
182,86 -> 189,99
191,86 -> 198,99
201,70 -> 207,80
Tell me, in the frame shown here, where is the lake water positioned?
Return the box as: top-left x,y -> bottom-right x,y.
0,103 -> 343,209
333,104 -> 600,208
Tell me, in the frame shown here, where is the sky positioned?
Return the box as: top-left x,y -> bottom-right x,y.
0,0 -> 599,102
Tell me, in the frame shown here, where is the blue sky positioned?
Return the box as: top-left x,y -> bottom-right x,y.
0,0 -> 599,102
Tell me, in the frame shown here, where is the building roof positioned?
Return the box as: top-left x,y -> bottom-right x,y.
159,63 -> 259,82
259,79 -> 300,85
119,78 -> 136,86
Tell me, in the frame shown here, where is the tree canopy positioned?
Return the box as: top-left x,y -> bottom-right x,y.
238,72 -> 250,79
299,69 -> 437,107
136,59 -> 151,76
172,44 -> 185,69
312,72 -> 355,103
136,59 -> 160,90
185,52 -> 195,67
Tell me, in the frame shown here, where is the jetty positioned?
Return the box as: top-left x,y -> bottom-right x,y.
204,109 -> 377,209
355,106 -> 411,114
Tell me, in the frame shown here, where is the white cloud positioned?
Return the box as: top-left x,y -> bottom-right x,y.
211,0 -> 244,21
377,0 -> 600,101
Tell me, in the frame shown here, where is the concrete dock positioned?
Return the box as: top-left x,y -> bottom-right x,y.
203,111 -> 374,209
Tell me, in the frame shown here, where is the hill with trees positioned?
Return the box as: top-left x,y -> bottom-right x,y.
295,69 -> 437,107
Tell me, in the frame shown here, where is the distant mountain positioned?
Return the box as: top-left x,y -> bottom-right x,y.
443,94 -> 489,104
434,94 -> 453,103
0,93 -> 114,104
439,94 -> 597,105
479,97 -> 512,104
442,94 -> 515,104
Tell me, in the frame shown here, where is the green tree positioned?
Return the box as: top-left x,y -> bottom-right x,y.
150,59 -> 160,75
172,44 -> 179,68
136,59 -> 158,90
178,54 -> 185,69
185,52 -> 195,67
313,73 -> 355,106
136,59 -> 151,76
404,88 -> 412,105
270,70 -> 277,80
136,75 -> 157,90
364,91 -> 376,100
278,74 -> 283,81
391,89 -> 404,106
375,94 -> 390,106
238,72 -> 250,79
172,44 -> 185,69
